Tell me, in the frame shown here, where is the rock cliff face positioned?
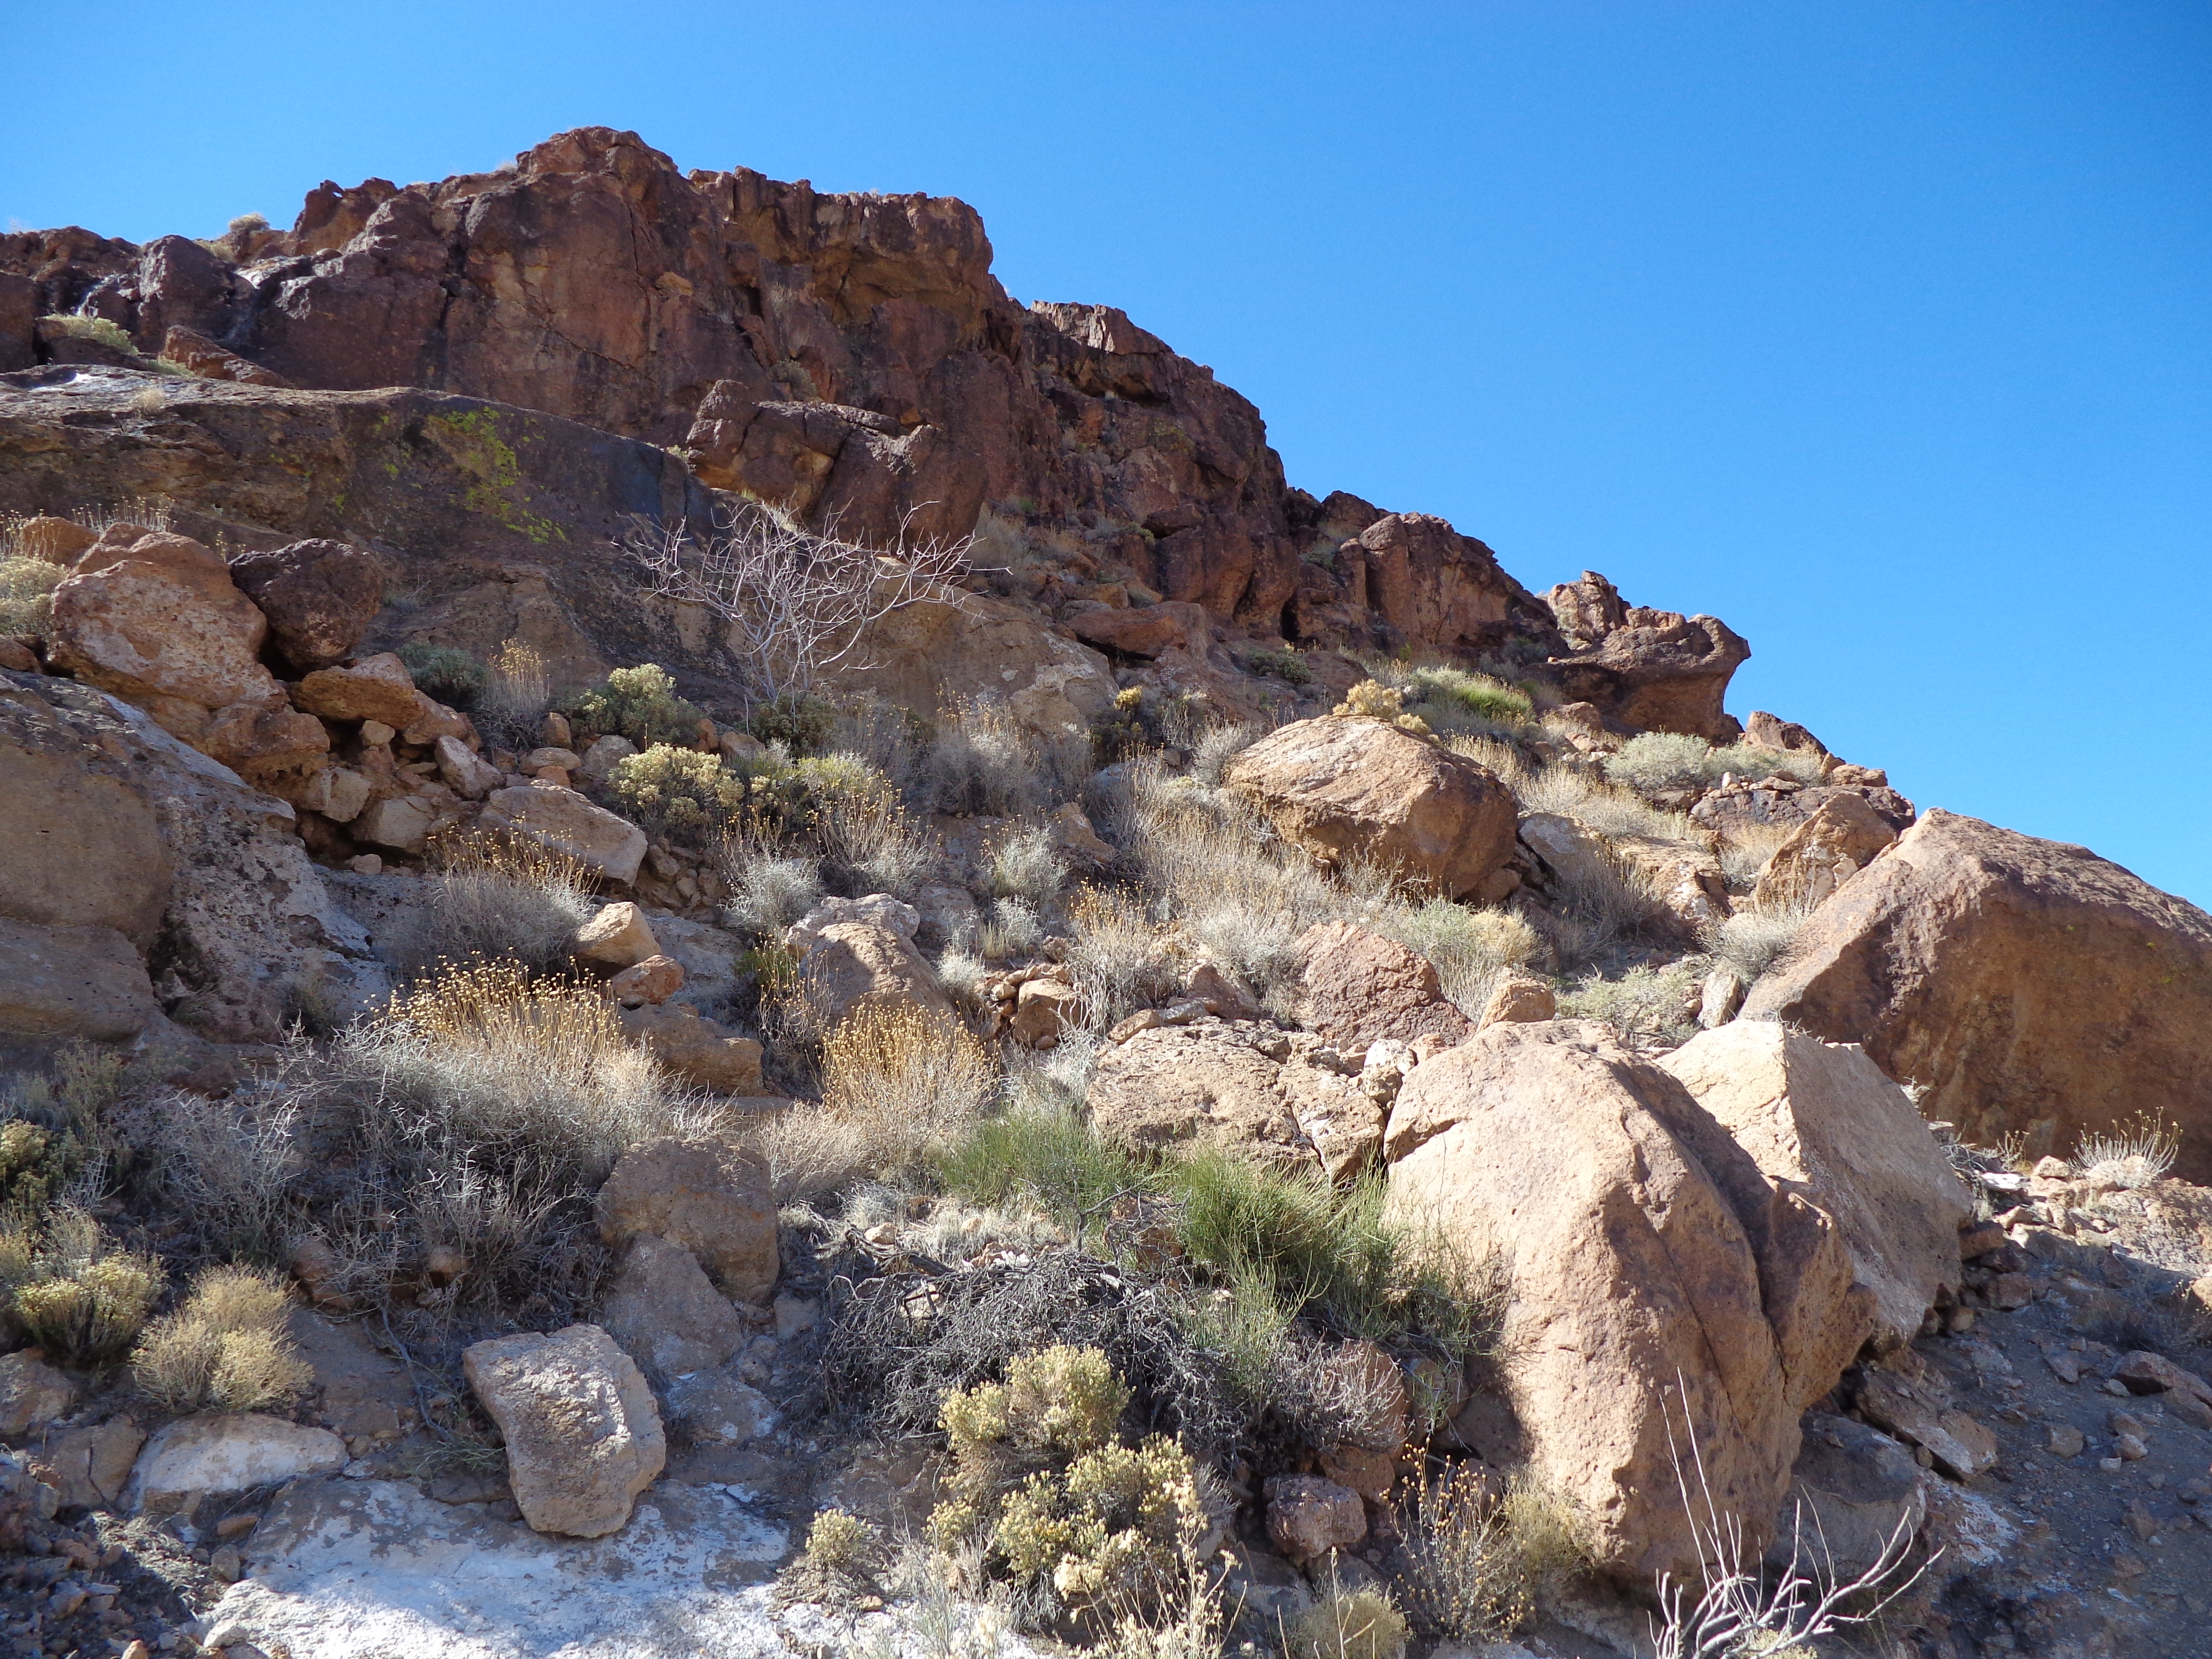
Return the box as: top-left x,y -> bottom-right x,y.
0,127 -> 1731,728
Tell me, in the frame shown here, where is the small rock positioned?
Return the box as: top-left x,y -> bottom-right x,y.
214,1511 -> 260,1539
2046,1350 -> 2083,1385
2046,1424 -> 2085,1457
572,902 -> 662,969
1263,1474 -> 1366,1562
347,853 -> 383,876
607,954 -> 684,1007
209,1543 -> 243,1582
2116,1432 -> 2148,1461
2111,1551 -> 2148,1578
596,1137 -> 779,1302
1958,1220 -> 2010,1260
2110,1410 -> 2148,1437
1988,1272 -> 2035,1311
126,1414 -> 347,1513
773,1294 -> 820,1339
1480,971 -> 1558,1028
0,1350 -> 80,1440
2032,1155 -> 2071,1179
2123,1500 -> 2158,1541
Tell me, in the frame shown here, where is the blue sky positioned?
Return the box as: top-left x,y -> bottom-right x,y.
9,3 -> 2209,902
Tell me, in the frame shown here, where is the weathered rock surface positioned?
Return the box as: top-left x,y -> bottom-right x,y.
1478,973 -> 1557,1028
1089,1019 -> 1381,1182
0,1350 -> 78,1440
1291,921 -> 1471,1052
292,652 -> 421,726
1519,811 -> 1728,939
1659,1021 -> 1971,1347
1263,1474 -> 1366,1562
1544,570 -> 1750,741
463,1323 -> 666,1538
27,1417 -> 144,1510
0,671 -> 381,1050
598,1235 -> 749,1380
1771,1411 -> 1927,1580
1741,809 -> 2212,1182
784,916 -> 951,1029
1223,716 -> 1518,901
572,901 -> 661,969
620,1003 -> 764,1094
1384,1020 -> 1862,1578
596,1138 -> 779,1303
1752,791 -> 1898,911
125,1413 -> 347,1513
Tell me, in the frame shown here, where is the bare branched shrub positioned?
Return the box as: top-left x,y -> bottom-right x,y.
1702,901 -> 1812,985
388,832 -> 595,981
627,501 -> 970,703
1066,888 -> 1180,1031
1390,1461 -> 1531,1642
144,1082 -> 308,1265
754,1004 -> 993,1202
921,697 -> 1067,818
131,1265 -> 310,1413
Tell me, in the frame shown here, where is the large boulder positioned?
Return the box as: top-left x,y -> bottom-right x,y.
782,898 -> 952,1029
617,1004 -> 763,1095
45,527 -> 280,735
1223,716 -> 1518,901
595,1138 -> 779,1304
1089,1019 -> 1382,1183
1543,571 -> 1750,742
225,539 -> 385,673
1741,810 -> 2212,1182
1290,921 -> 1470,1051
0,671 -> 381,1049
478,782 -> 648,886
1659,1021 -> 1972,1349
290,652 -> 421,727
1383,1020 -> 1863,1579
462,1324 -> 665,1538
1751,792 -> 1898,912
0,916 -> 180,1050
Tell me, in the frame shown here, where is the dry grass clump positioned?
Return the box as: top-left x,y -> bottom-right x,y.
721,836 -> 826,934
1603,732 -> 1828,795
1390,1464 -> 1588,1643
1066,888 -> 1180,1030
1716,819 -> 1798,891
2074,1114 -> 2182,1190
0,556 -> 62,637
1286,1584 -> 1411,1659
1370,899 -> 1540,1016
132,1265 -> 311,1413
987,822 -> 1069,905
1702,902 -> 1812,985
389,832 -> 595,981
1189,723 -> 1259,787
0,1208 -> 163,1365
1557,963 -> 1699,1048
754,1002 -> 994,1202
816,775 -> 941,898
474,638 -> 555,746
921,697 -> 1073,817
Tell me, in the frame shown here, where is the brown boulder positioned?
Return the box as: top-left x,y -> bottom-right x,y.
596,1235 -> 748,1379
618,1004 -> 763,1095
1223,716 -> 1518,901
595,1138 -> 779,1303
1354,513 -> 1523,652
1384,1020 -> 1862,1579
1751,792 -> 1897,912
1544,571 -> 1749,742
1291,921 -> 1470,1052
0,917 -> 179,1048
292,652 -> 421,726
1659,1021 -> 1970,1349
199,694 -> 332,792
478,782 -> 648,885
226,539 -> 384,672
1741,810 -> 2212,1182
1065,602 -> 1202,660
45,529 -> 279,726
12,517 -> 95,565
1478,973 -> 1557,1027
1263,1474 -> 1366,1562
785,918 -> 951,1029
159,325 -> 290,387
1088,1020 -> 1381,1183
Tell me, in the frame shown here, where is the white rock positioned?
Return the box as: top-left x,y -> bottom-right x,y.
435,735 -> 503,800
126,1413 -> 347,1513
783,892 -> 922,954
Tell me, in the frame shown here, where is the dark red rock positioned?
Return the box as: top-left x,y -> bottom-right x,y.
227,539 -> 386,672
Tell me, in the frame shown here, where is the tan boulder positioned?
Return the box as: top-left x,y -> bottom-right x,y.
199,694 -> 331,791
1223,715 -> 1518,900
786,919 -> 951,1028
618,1004 -> 763,1094
1010,976 -> 1082,1047
1384,1020 -> 1861,1579
435,734 -> 503,799
13,516 -> 95,565
1752,792 -> 1897,911
573,902 -> 662,969
402,693 -> 474,746
28,1417 -> 144,1511
1659,1021 -> 1971,1348
596,1235 -> 748,1379
352,793 -> 437,855
1478,973 -> 1556,1027
595,1137 -> 779,1303
126,1412 -> 348,1513
847,591 -> 1117,750
1520,812 -> 1726,939
0,744 -> 170,945
607,954 -> 684,1007
479,781 -> 649,885
296,764 -> 373,824
46,530 -> 279,725
462,1324 -> 665,1538
291,653 -> 421,727
1291,921 -> 1471,1052
0,1350 -> 79,1440
1088,1021 -> 1381,1182
1741,809 -> 2212,1182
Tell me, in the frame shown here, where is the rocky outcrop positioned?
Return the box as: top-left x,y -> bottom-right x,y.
1741,810 -> 2212,1182
1383,1020 -> 1863,1579
1659,1021 -> 1970,1349
595,1138 -> 779,1304
1290,921 -> 1470,1052
462,1324 -> 665,1538
1751,792 -> 1899,911
1544,571 -> 1750,741
0,670 -> 380,1052
1223,716 -> 1519,901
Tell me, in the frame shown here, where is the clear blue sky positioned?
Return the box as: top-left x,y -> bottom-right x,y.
9,3 -> 2209,902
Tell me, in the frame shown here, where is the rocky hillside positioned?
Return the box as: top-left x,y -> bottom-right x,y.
1,130 -> 2209,1659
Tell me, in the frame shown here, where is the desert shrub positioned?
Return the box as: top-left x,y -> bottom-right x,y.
1334,679 -> 1430,735
1557,963 -> 1697,1047
0,557 -> 62,636
988,823 -> 1068,905
1716,819 -> 1798,890
562,663 -> 703,749
39,313 -> 139,355
2074,1114 -> 2182,1190
1189,723 -> 1259,787
920,698 -> 1066,817
1371,900 -> 1539,1015
1390,1462 -> 1533,1642
396,642 -> 487,709
0,1119 -> 75,1218
754,1003 -> 993,1202
1387,664 -> 1531,738
1486,744 -> 1702,844
474,639 -> 555,747
1703,901 -> 1811,984
938,1107 -> 1152,1249
1708,741 -> 1827,786
1286,1586 -> 1410,1659
721,841 -> 825,935
1,1208 -> 162,1365
1248,645 -> 1311,686
608,745 -> 744,839
1601,732 -> 1713,793
816,775 -> 941,898
745,692 -> 838,756
978,897 -> 1046,962
389,832 -> 594,980
1188,906 -> 1302,1011
1066,888 -> 1180,1030
131,1264 -> 310,1413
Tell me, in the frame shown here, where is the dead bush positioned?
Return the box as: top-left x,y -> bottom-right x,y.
132,1264 -> 310,1413
388,832 -> 595,981
919,698 -> 1071,817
